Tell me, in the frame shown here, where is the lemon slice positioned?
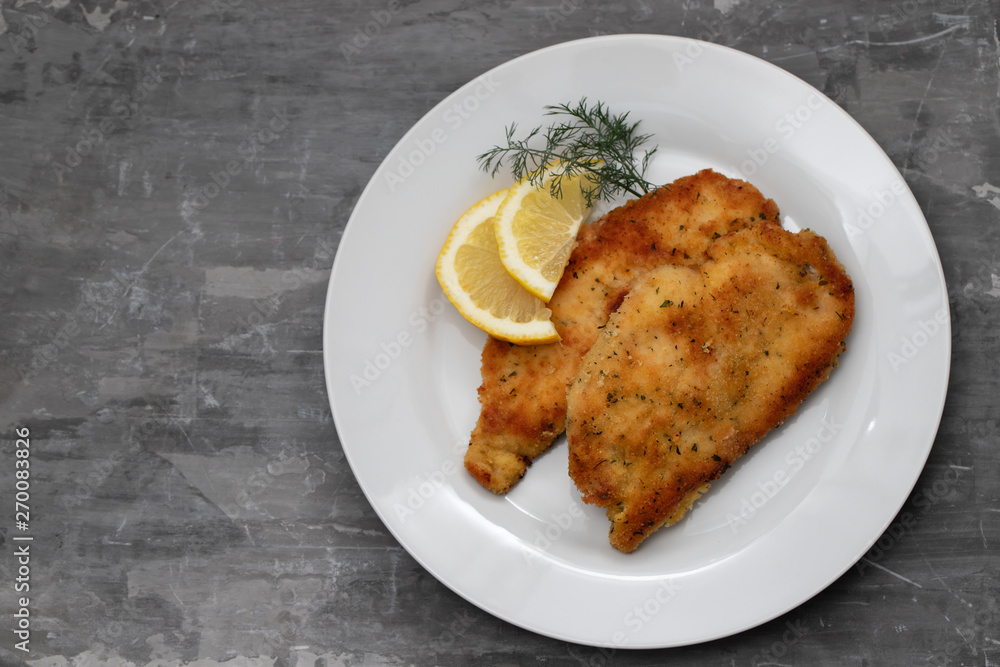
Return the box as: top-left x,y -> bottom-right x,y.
436,189 -> 560,345
493,162 -> 597,302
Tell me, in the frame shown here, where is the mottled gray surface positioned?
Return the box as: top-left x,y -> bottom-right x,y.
0,0 -> 997,665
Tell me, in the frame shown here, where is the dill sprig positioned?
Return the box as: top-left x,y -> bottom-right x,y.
477,98 -> 658,205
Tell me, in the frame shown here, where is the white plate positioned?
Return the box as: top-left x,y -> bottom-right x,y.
323,35 -> 951,648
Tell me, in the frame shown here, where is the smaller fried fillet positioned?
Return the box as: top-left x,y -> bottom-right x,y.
566,222 -> 855,553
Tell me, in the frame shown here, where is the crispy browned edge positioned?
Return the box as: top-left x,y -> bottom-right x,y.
568,222 -> 856,553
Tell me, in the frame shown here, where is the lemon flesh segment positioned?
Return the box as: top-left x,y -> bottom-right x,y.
515,183 -> 589,280
435,189 -> 560,345
494,165 -> 597,302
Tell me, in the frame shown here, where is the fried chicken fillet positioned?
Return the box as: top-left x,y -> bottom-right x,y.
566,221 -> 855,552
465,170 -> 780,493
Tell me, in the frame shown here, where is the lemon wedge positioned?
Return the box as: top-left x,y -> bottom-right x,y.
436,189 -> 560,345
493,162 -> 597,302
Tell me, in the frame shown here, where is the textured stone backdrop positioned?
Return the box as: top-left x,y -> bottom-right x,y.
0,1 -> 997,665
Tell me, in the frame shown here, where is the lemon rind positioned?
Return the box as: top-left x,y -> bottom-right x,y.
435,189 -> 561,345
493,162 -> 594,302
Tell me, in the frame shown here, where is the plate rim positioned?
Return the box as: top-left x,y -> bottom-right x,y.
323,33 -> 952,648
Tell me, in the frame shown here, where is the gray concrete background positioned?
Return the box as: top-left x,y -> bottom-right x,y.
0,0 -> 997,665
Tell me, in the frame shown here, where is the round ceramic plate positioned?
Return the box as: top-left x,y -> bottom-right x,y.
323,35 -> 951,648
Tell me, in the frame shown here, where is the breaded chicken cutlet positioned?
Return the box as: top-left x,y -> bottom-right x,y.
566,221 -> 855,553
465,170 -> 780,493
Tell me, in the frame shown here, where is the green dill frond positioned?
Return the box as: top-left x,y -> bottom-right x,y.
476,97 -> 659,206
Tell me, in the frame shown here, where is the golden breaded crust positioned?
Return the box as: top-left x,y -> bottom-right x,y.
465,170 -> 781,493
566,221 -> 855,552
